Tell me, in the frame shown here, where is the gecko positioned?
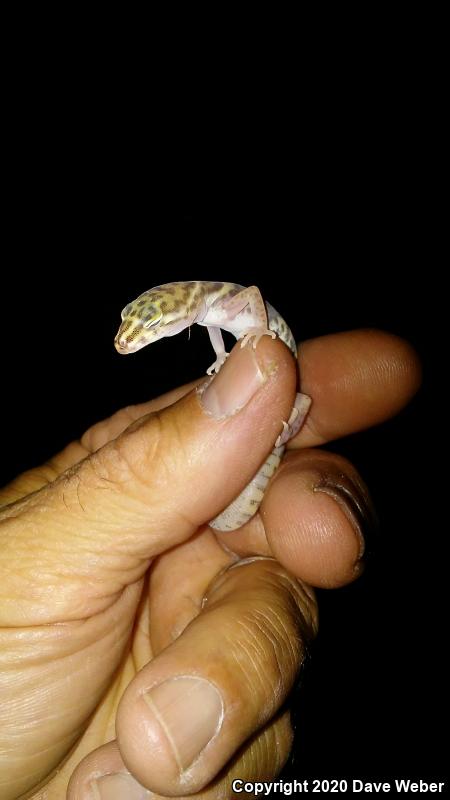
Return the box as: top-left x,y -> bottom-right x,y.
114,281 -> 311,531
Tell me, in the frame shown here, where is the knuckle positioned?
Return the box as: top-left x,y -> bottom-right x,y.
89,408 -> 192,503
80,406 -> 138,452
208,560 -> 318,704
95,413 -> 166,494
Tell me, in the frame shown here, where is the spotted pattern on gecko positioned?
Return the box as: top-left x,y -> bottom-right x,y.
114,281 -> 311,531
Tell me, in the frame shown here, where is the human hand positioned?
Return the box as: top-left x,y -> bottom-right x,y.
0,330 -> 420,799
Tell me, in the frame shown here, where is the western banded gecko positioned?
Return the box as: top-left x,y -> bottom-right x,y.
114,281 -> 311,531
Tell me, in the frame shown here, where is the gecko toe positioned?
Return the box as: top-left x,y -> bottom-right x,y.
275,420 -> 290,448
240,328 -> 277,350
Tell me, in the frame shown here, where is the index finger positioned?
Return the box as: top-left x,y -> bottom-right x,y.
291,328 -> 421,448
6,328 -> 421,490
80,329 -> 421,458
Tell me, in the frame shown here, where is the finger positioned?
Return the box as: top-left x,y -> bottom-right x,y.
119,446 -> 373,671
69,559 -> 316,797
293,329 -> 421,447
66,450 -> 371,797
68,714 -> 294,799
213,447 -> 376,589
0,329 -> 420,506
148,529 -> 235,655
70,379 -> 203,464
0,381 -> 202,506
0,337 -> 296,625
262,448 -> 376,586
83,329 -> 421,457
146,452 -> 373,662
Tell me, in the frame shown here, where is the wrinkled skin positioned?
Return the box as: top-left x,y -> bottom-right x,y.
0,330 -> 420,799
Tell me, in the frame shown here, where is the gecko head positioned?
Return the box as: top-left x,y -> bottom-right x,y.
114,292 -> 164,354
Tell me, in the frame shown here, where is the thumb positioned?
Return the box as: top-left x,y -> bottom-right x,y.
0,338 -> 296,626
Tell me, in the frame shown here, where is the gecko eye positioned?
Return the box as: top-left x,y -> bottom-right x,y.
143,311 -> 163,329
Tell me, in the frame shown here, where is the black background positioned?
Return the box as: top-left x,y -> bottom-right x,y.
1,118 -> 443,787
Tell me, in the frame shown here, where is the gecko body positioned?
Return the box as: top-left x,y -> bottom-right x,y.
115,281 -> 310,530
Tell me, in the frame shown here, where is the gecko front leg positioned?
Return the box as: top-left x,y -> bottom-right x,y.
223,285 -> 276,348
206,326 -> 230,375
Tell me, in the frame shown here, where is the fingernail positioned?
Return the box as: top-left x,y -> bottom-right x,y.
199,344 -> 273,419
93,772 -> 150,799
143,676 -> 223,772
314,472 -> 378,565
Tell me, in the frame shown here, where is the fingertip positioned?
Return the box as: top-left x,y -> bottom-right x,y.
366,328 -> 422,407
296,329 -> 422,446
341,327 -> 422,404
262,451 -> 375,588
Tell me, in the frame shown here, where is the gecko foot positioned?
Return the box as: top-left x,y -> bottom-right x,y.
275,392 -> 312,447
239,327 -> 276,350
207,352 -> 229,375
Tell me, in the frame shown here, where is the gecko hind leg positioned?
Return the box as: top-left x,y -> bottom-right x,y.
223,285 -> 275,348
275,392 -> 312,448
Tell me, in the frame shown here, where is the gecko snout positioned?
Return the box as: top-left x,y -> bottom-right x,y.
114,336 -> 129,353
